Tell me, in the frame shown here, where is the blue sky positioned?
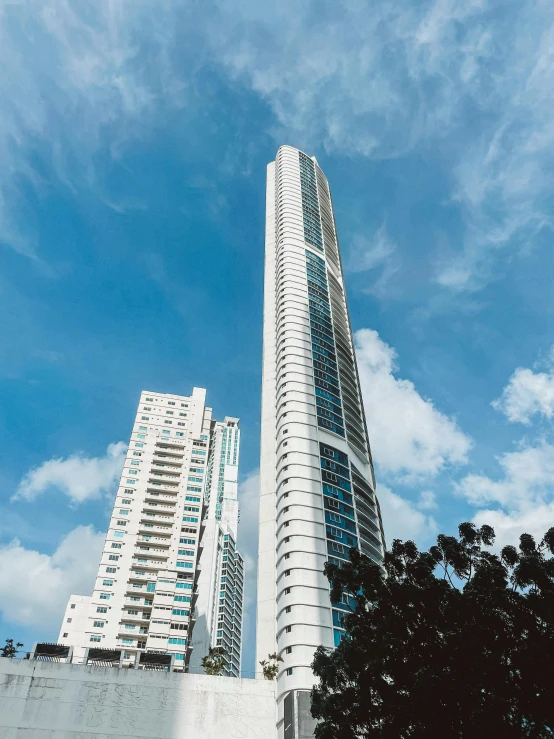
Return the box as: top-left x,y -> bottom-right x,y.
1,0 -> 554,675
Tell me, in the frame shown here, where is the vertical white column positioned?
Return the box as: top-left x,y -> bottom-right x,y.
256,161 -> 278,668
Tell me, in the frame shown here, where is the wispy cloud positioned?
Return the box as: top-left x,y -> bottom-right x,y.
237,469 -> 259,675
210,0 -> 554,291
13,441 -> 126,503
0,0 -> 185,256
346,223 -> 400,297
3,0 -> 552,291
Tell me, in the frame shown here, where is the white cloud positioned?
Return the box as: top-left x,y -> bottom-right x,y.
14,441 -> 126,503
355,329 -> 471,477
0,525 -> 104,631
456,441 -> 554,548
456,442 -> 554,509
378,485 -> 437,545
237,469 -> 259,578
473,505 -> 554,552
492,356 -> 554,424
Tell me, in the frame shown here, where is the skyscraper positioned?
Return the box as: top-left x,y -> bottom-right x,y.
59,388 -> 244,676
257,146 -> 386,737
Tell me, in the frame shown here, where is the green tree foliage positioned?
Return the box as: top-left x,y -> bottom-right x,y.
1,639 -> 23,658
260,652 -> 284,680
311,523 -> 554,739
201,646 -> 228,676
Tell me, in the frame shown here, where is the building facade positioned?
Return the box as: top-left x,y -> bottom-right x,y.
59,388 -> 244,676
257,146 -> 386,737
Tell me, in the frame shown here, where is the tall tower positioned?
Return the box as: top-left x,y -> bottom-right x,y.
59,388 -> 244,677
257,146 -> 386,737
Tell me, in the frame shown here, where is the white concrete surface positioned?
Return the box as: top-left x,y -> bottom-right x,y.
0,657 -> 276,739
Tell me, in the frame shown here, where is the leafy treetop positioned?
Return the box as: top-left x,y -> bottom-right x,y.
311,523 -> 554,739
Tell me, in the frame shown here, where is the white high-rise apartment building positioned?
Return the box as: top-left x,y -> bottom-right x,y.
257,146 -> 386,738
59,388 -> 244,676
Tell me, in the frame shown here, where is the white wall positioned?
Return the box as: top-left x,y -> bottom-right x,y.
0,657 -> 276,739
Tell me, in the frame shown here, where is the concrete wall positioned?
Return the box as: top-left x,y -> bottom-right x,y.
0,658 -> 276,739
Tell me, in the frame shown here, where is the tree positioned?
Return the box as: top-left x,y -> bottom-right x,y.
260,652 -> 284,680
311,523 -> 554,739
1,639 -> 23,658
201,646 -> 228,676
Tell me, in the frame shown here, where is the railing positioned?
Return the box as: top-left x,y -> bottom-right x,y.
2,646 -> 266,679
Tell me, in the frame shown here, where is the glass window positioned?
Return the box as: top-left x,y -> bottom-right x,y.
90,635 -> 101,642
93,621 -> 104,628
102,579 -> 113,586
114,531 -> 124,538
111,543 -> 122,549
106,567 -> 116,574
97,607 -> 107,613
139,426 -> 147,431
135,442 -> 144,448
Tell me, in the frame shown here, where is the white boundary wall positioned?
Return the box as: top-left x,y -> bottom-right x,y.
0,657 -> 276,739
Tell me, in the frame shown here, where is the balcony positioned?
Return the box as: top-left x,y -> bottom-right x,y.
140,511 -> 174,522
144,492 -> 178,503
141,502 -> 176,513
121,612 -> 150,624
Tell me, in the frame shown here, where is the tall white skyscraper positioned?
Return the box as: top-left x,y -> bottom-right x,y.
257,146 -> 386,737
59,388 -> 244,676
